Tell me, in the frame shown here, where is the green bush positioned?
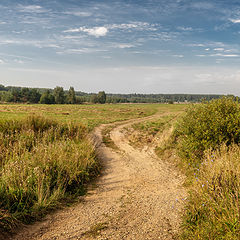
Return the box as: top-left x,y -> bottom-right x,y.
176,97 -> 240,164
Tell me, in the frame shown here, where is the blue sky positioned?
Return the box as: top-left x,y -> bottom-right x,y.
0,0 -> 240,94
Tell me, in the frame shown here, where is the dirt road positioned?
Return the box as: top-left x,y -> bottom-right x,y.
10,114 -> 186,240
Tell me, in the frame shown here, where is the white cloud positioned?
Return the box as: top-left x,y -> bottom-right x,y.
64,26 -> 108,37
177,26 -> 193,31
107,22 -> 157,31
114,44 -> 136,49
18,5 -> 48,13
0,59 -> 4,64
0,38 -> 61,49
210,53 -> 239,57
188,43 -> 206,47
214,48 -> 224,51
57,48 -> 108,55
172,55 -> 184,58
63,11 -> 92,17
229,19 -> 240,23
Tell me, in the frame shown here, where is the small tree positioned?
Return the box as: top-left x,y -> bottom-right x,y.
29,89 -> 41,103
66,86 -> 76,104
39,90 -> 55,104
97,91 -> 106,104
91,94 -> 99,104
53,86 -> 65,104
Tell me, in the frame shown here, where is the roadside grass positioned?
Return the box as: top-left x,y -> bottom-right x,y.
122,105 -> 185,148
160,98 -> 240,239
0,115 -> 99,232
102,125 -> 119,151
181,145 -> 240,240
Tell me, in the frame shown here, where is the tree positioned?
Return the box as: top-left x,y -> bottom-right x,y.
0,91 -> 13,102
53,86 -> 65,104
97,91 -> 106,104
11,89 -> 21,102
91,94 -> 99,104
39,90 -> 55,104
66,86 -> 76,104
20,88 -> 30,102
29,89 -> 41,103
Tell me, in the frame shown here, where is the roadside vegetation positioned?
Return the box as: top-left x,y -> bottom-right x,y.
123,104 -> 184,148
124,97 -> 240,239
0,116 -> 97,232
176,97 -> 240,239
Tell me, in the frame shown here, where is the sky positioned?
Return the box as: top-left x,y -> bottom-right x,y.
0,0 -> 240,94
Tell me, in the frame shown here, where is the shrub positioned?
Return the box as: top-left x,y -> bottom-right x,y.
176,97 -> 240,164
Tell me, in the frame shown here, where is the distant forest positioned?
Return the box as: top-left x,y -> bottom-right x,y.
0,84 -> 227,104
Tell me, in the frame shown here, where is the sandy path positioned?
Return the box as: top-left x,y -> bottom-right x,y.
8,114 -> 186,240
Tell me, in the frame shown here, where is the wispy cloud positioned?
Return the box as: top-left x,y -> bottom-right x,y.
63,11 -> 92,17
57,48 -> 108,55
191,2 -> 215,10
63,21 -> 158,38
229,19 -> 240,23
18,5 -> 48,13
210,53 -> 239,57
172,54 -> 184,58
177,26 -> 193,31
0,38 -> 61,49
64,26 -> 108,37
107,22 -> 157,31
111,43 -> 138,49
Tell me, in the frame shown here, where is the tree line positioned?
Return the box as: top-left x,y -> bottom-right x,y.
0,84 -> 226,104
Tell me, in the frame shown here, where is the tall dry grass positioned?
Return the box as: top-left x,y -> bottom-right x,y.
0,116 -> 98,232
181,145 -> 240,239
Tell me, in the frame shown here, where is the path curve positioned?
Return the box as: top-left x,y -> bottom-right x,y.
9,113 -> 186,240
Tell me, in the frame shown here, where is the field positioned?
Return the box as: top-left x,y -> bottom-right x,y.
5,100 -> 239,240
0,104 -> 162,130
0,103 -> 185,234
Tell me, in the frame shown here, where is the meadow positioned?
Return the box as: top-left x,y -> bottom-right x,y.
2,100 -> 239,239
0,103 -> 160,130
0,103 -> 175,233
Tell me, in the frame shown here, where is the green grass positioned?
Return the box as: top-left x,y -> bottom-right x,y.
0,104 -> 161,130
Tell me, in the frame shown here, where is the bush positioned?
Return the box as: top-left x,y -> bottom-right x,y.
176,97 -> 240,164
